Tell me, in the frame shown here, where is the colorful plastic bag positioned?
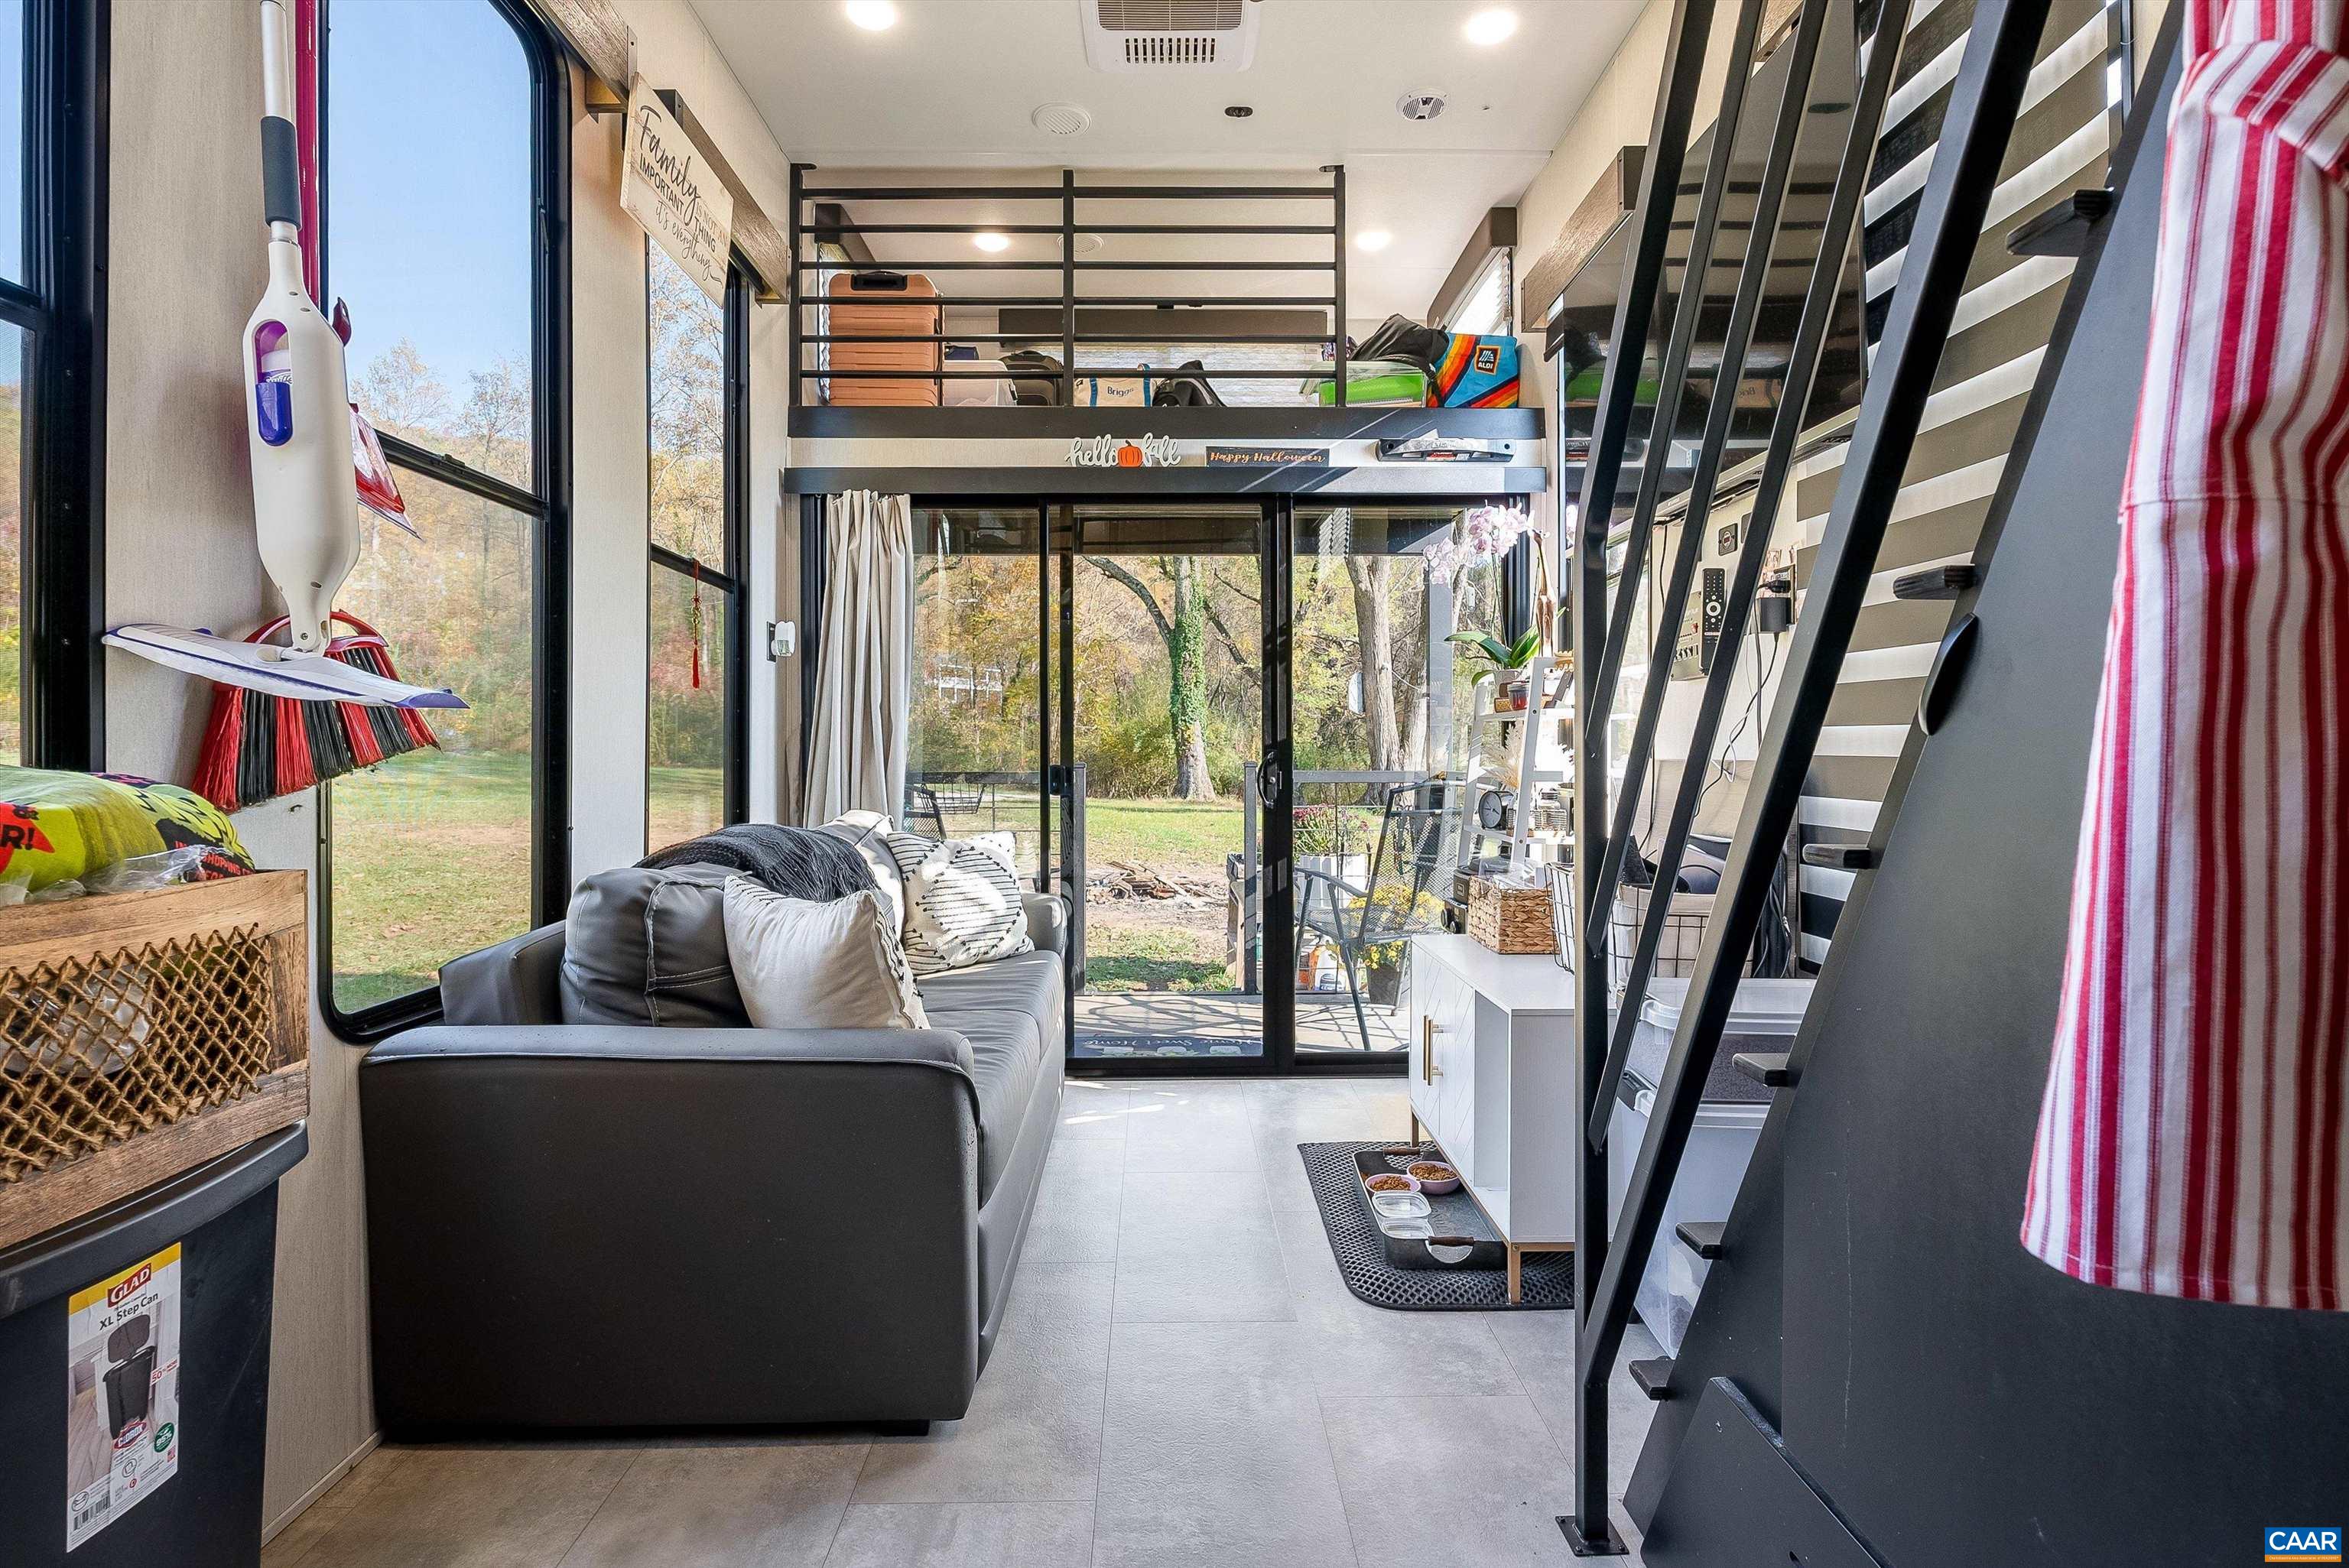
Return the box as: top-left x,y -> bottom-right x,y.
0,767 -> 254,893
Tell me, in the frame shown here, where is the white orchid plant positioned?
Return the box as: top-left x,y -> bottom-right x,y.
1423,503 -> 1538,583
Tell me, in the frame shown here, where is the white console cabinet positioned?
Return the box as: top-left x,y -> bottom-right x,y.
1405,933 -> 1579,1301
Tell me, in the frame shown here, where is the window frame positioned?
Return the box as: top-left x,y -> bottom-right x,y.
12,0 -> 109,768
643,252 -> 749,847
314,0 -> 571,1040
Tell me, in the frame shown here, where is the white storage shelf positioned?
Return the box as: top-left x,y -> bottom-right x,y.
1404,933 -> 1578,1302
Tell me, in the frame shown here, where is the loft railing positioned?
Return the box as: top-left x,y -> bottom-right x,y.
786,167 -> 1348,410
1558,0 -> 2065,1552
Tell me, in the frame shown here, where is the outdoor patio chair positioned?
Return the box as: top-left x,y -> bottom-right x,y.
1294,780 -> 1458,1053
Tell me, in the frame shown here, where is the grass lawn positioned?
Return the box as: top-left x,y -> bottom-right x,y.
1080,796 -> 1243,880
328,748 -> 721,1012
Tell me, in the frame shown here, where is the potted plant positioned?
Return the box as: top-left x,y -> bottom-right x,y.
1447,628 -> 1544,709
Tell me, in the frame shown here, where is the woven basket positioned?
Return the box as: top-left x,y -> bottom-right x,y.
0,872 -> 309,1251
1467,875 -> 1557,956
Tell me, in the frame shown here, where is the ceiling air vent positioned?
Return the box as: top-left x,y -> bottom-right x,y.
1083,0 -> 1261,73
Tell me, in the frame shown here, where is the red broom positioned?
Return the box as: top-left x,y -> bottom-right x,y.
192,611 -> 440,812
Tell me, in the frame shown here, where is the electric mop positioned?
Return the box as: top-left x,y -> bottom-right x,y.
106,0 -> 463,809
110,0 -> 450,688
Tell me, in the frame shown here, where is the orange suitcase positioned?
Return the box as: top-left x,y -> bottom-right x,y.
826,271 -> 941,406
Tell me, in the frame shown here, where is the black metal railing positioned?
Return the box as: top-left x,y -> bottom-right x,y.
786,167 -> 1347,409
1558,0 -> 2063,1551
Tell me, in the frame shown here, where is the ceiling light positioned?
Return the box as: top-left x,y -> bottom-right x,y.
1356,229 -> 1392,252
844,1 -> 898,31
1463,8 -> 1518,45
973,232 -> 1011,252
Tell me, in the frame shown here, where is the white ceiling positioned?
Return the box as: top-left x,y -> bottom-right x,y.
688,0 -> 1648,320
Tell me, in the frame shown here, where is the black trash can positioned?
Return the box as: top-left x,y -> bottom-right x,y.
0,1127 -> 307,1567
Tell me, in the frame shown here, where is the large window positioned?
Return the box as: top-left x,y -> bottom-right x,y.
322,0 -> 567,1027
2,0 -> 105,768
645,243 -> 745,851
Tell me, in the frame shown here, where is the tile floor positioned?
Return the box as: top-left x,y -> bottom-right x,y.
265,1076 -> 1660,1568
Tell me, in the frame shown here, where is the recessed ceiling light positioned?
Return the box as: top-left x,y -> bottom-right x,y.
973,231 -> 1011,252
1464,8 -> 1518,45
844,1 -> 898,31
1356,229 -> 1392,252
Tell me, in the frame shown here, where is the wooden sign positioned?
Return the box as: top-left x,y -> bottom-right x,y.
1204,445 -> 1330,466
621,80 -> 734,303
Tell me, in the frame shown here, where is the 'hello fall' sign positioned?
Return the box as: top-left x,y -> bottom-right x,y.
621,80 -> 733,303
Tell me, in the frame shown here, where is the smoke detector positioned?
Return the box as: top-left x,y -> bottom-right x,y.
1396,89 -> 1448,122
1083,0 -> 1261,73
1032,102 -> 1093,135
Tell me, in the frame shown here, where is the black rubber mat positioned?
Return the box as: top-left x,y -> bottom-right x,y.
1298,1141 -> 1575,1311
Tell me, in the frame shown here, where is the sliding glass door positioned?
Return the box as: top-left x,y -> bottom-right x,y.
1056,502 -> 1268,1066
898,492 -> 1514,1076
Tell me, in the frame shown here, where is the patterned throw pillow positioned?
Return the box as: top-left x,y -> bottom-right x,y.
880,829 -> 1035,976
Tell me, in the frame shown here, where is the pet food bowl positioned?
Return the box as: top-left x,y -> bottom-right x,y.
1405,1161 -> 1460,1194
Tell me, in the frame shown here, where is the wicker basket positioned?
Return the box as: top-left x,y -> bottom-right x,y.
1467,874 -> 1557,956
0,872 -> 309,1251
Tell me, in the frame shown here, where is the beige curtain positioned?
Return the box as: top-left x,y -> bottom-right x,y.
804,492 -> 912,825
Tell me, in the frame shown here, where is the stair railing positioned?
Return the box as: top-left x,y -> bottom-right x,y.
1561,0 -> 2062,1552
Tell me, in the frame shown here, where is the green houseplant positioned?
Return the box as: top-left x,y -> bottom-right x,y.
1447,628 -> 1544,709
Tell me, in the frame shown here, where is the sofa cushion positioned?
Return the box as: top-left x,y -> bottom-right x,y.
880,831 -> 1035,976
918,951 -> 1064,1201
723,881 -> 930,1031
560,863 -> 749,1027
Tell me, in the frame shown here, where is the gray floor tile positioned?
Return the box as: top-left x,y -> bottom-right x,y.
556,1441 -> 866,1568
822,1501 -> 1094,1567
1322,1394 -> 1581,1566
1107,1319 -> 1319,1394
262,1501 -> 349,1567
1115,1168 -> 1276,1253
1023,1140 -> 1127,1264
287,1444 -> 639,1568
1487,1309 -> 1662,1492
1297,1293 -> 1527,1400
1056,1083 -> 1132,1139
848,1362 -> 1106,1505
1123,1085 -> 1262,1173
1093,1372 -> 1355,1568
1113,1241 -> 1298,1323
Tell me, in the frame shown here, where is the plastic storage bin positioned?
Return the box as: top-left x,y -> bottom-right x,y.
0,1128 -> 305,1566
1605,977 -> 1811,1355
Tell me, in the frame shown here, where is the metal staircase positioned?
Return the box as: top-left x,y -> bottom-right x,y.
1551,0 -> 2144,1553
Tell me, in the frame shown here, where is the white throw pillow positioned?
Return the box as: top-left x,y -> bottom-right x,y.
820,812 -> 905,931
720,880 -> 928,1030
880,829 -> 1035,976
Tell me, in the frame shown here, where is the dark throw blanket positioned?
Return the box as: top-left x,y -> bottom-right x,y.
638,823 -> 873,901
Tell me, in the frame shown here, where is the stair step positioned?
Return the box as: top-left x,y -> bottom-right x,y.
1629,1357 -> 1674,1401
1675,1220 -> 1727,1259
1733,1051 -> 1795,1088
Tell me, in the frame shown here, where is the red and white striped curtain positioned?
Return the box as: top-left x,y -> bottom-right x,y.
2025,0 -> 2349,1309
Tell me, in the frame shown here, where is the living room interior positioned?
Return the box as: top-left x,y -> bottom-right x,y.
3,0 -> 2344,1565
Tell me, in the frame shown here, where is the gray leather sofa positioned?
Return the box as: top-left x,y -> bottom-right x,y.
359,876 -> 1066,1435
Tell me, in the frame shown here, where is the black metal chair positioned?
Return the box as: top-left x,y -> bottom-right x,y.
1294,781 -> 1458,1052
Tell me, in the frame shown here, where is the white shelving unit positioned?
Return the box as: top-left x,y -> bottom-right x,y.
1452,651 -> 1574,875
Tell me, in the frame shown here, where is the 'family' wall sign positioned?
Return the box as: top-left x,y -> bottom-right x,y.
621,80 -> 734,304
